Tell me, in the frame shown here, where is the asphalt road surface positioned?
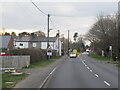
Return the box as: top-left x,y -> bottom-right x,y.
44,54 -> 118,88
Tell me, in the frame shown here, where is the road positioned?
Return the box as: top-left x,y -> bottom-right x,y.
43,54 -> 118,88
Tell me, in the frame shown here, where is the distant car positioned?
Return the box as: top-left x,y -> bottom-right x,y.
82,51 -> 89,55
69,52 -> 77,58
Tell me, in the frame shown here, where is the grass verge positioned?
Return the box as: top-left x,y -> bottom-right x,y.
0,74 -> 2,89
115,64 -> 120,68
25,56 -> 61,69
2,73 -> 28,88
88,54 -> 120,68
88,54 -> 111,61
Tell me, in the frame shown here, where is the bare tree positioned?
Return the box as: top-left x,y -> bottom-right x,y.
85,13 -> 118,57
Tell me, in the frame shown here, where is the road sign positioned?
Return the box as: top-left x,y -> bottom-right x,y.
47,50 -> 52,56
109,46 -> 112,51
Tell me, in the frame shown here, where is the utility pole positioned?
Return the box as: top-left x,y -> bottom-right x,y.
68,30 -> 69,56
47,14 -> 50,48
93,32 -> 95,54
58,30 -> 60,56
62,34 -> 64,55
47,14 -> 50,60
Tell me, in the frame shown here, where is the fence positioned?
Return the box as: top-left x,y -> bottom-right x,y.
0,56 -> 30,69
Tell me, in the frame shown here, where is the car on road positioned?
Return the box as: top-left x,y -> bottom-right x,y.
69,52 -> 77,58
82,51 -> 89,55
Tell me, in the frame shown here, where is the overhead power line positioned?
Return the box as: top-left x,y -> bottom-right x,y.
31,0 -> 47,16
50,18 -> 58,31
51,14 -> 82,17
31,0 -> 81,18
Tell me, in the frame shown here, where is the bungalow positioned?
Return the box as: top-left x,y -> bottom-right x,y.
14,36 -> 62,56
0,35 -> 14,55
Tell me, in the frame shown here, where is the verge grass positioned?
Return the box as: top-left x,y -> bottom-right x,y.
25,56 -> 61,69
2,73 -> 28,88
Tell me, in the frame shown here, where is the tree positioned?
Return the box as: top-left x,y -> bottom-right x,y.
11,32 -> 17,36
73,32 -> 78,41
4,32 -> 10,35
19,32 -> 30,36
85,13 -> 118,57
72,35 -> 85,52
33,30 -> 45,37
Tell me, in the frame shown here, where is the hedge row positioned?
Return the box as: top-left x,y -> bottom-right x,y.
9,49 -> 57,63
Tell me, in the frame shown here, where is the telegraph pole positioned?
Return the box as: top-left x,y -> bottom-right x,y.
68,30 -> 70,55
47,14 -> 50,60
58,30 -> 60,56
62,34 -> 64,55
47,14 -> 50,48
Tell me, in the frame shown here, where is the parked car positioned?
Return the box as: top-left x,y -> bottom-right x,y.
69,52 -> 77,58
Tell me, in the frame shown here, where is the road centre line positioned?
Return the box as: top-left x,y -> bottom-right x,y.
94,74 -> 99,77
104,81 -> 110,86
87,67 -> 90,69
40,67 -> 57,88
90,70 -> 93,72
82,61 -> 87,67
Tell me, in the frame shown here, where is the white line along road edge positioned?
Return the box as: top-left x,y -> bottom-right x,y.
39,67 -> 57,88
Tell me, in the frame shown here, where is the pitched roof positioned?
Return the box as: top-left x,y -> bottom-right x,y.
0,35 -> 12,48
15,36 -> 57,42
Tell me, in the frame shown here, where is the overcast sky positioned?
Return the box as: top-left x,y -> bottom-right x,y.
0,0 -> 118,42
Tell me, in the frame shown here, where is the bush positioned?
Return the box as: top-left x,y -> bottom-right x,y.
9,49 -> 56,63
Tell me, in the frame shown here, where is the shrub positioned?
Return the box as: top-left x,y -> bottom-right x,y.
9,49 -> 57,63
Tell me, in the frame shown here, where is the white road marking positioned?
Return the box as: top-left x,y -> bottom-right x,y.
83,62 -> 85,65
90,70 -> 93,72
40,67 -> 57,88
95,74 -> 99,77
82,61 -> 85,65
82,61 -> 87,67
87,67 -> 90,69
104,81 -> 110,86
49,67 -> 57,75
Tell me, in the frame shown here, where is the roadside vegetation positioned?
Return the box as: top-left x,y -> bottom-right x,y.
2,56 -> 61,88
0,74 -> 2,89
115,64 -> 120,68
2,73 -> 28,88
25,56 -> 61,69
88,54 -> 111,61
88,54 -> 119,68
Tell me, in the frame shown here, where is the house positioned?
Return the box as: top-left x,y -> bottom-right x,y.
14,36 -> 62,56
0,35 -> 14,55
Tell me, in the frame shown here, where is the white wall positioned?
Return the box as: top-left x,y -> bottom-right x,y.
15,42 -> 29,49
41,42 -> 55,50
41,42 -> 47,49
55,39 -> 62,56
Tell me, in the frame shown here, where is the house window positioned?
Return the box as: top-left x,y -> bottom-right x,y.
33,43 -> 36,47
19,43 -> 23,46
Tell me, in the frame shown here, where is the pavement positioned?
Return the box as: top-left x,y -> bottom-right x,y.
44,54 -> 118,88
